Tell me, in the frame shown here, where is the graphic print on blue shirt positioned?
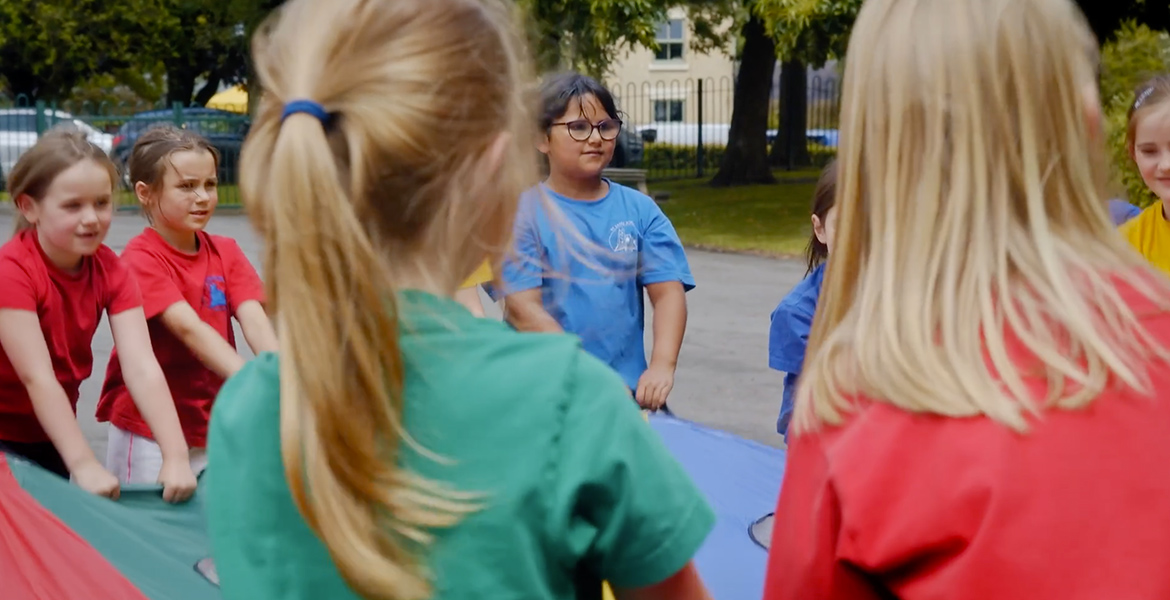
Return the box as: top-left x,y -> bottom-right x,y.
768,263 -> 825,439
499,181 -> 695,389
204,275 -> 228,311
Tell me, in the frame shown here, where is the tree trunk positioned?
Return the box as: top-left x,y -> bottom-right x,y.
193,72 -> 223,107
165,65 -> 196,107
3,70 -> 40,103
770,60 -> 810,169
709,14 -> 777,187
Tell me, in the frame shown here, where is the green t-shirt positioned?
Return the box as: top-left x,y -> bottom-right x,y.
204,290 -> 716,600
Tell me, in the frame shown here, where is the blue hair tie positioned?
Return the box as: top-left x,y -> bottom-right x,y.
281,99 -> 331,125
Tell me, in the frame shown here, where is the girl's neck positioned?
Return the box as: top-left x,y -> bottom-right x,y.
35,229 -> 83,274
544,172 -> 608,201
153,224 -> 199,254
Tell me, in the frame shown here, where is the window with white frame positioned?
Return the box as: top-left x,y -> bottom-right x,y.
655,19 -> 685,61
653,100 -> 684,122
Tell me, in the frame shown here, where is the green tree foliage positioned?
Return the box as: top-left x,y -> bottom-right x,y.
517,0 -> 737,77
754,0 -> 857,65
0,0 -> 176,101
1101,21 -> 1170,206
154,0 -> 282,107
753,0 -> 1169,60
0,0 -> 280,106
518,0 -> 668,77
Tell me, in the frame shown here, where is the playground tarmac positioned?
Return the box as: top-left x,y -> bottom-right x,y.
0,213 -> 804,460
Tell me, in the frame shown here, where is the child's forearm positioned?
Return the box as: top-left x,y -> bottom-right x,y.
236,301 -> 279,355
648,283 -> 688,369
122,363 -> 191,461
161,303 -> 247,378
179,322 -> 248,377
504,290 -> 563,333
26,378 -> 103,472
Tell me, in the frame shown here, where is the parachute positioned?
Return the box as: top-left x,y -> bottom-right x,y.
1,415 -> 783,600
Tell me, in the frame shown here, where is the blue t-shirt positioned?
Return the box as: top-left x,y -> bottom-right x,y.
499,181 -> 695,389
1110,199 -> 1142,226
768,263 -> 825,439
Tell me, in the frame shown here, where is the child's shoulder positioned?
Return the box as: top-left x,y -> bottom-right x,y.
202,231 -> 243,249
0,233 -> 29,261
608,181 -> 660,210
201,232 -> 249,260
0,233 -> 39,279
1121,201 -> 1166,234
210,352 -> 281,444
774,265 -> 826,318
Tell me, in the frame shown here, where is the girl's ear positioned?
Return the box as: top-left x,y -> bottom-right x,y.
15,194 -> 39,226
812,214 -> 828,245
536,132 -> 551,156
134,181 -> 153,207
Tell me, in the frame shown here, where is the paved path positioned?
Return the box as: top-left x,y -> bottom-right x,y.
0,214 -> 805,461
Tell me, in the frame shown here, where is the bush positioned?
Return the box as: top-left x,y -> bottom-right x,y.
1100,21 -> 1170,207
643,143 -> 726,173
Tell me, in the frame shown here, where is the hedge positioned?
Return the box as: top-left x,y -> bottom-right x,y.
642,142 -> 837,175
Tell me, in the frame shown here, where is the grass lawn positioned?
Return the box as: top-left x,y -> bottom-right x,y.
651,168 -> 821,258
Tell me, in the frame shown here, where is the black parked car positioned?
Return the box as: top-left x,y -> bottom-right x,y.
111,108 -> 249,186
609,126 -> 644,168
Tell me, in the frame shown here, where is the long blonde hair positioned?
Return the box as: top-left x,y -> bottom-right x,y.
238,0 -> 537,598
795,0 -> 1170,434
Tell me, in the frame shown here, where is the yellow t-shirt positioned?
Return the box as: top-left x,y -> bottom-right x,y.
1120,201 -> 1170,276
460,261 -> 493,289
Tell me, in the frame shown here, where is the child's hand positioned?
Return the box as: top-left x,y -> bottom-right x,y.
636,363 -> 675,411
158,459 -> 198,503
73,460 -> 121,500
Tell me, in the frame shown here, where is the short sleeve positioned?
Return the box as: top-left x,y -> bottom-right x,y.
763,433 -> 880,600
120,248 -> 183,319
218,237 -> 266,311
768,302 -> 813,374
496,197 -> 546,298
548,354 -> 715,588
0,256 -> 39,311
99,249 -> 144,316
638,201 -> 695,291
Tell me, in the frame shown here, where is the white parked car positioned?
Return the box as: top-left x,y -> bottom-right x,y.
0,108 -> 114,187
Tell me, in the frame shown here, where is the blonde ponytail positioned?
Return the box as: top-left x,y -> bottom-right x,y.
269,111 -> 461,597
239,0 -> 538,598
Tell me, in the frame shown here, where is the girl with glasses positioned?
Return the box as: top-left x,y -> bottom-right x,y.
498,72 -> 694,413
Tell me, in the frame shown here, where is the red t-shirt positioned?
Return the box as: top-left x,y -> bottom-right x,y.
0,230 -> 142,443
764,278 -> 1170,600
96,228 -> 265,448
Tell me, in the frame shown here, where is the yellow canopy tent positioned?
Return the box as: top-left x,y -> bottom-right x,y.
207,85 -> 249,114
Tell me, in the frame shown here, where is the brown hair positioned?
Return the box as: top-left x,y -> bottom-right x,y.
7,128 -> 118,235
128,125 -> 220,196
804,159 -> 838,275
1126,75 -> 1170,155
240,0 -> 537,598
